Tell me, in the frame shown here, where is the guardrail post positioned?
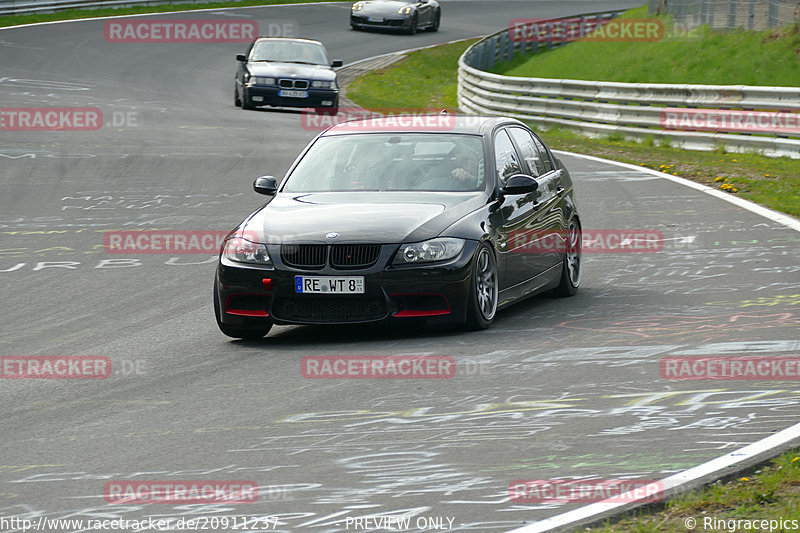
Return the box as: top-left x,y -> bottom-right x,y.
767,0 -> 778,28
727,0 -> 736,28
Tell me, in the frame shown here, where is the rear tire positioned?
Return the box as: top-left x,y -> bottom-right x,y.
465,243 -> 498,330
214,277 -> 272,339
554,218 -> 581,297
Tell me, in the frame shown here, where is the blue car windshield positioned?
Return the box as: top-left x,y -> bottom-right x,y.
250,41 -> 329,65
283,133 -> 486,193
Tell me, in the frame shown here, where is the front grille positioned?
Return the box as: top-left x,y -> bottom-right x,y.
281,244 -> 326,270
272,297 -> 388,323
331,244 -> 381,269
281,244 -> 382,270
278,79 -> 309,89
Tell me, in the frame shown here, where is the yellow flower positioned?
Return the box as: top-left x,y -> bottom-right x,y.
792,457 -> 799,462
714,177 -> 724,182
731,188 -> 739,192
741,477 -> 749,481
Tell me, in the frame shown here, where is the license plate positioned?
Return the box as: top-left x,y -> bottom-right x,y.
295,276 -> 364,294
279,89 -> 308,98
368,16 -> 384,22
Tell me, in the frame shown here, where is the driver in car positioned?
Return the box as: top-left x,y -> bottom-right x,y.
450,145 -> 480,188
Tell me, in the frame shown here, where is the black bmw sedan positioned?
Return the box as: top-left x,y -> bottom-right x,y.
234,37 -> 342,113
214,115 -> 582,339
351,0 -> 441,34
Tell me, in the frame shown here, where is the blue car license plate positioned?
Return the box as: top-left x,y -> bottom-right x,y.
279,89 -> 309,98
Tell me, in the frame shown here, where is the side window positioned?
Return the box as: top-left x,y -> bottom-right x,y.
508,127 -> 550,176
493,130 -> 522,185
530,133 -> 554,173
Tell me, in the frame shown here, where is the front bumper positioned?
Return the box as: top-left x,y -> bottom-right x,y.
243,85 -> 339,108
351,14 -> 413,30
215,241 -> 477,327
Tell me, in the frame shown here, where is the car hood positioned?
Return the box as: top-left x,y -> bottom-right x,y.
246,62 -> 335,81
238,191 -> 486,244
358,1 -> 412,16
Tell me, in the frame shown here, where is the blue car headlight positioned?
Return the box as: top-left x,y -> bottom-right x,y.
393,238 -> 465,265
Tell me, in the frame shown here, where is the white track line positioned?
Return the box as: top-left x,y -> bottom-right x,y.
506,151 -> 800,533
555,150 -> 800,233
506,421 -> 800,533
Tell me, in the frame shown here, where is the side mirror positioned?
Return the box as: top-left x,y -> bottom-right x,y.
236,53 -> 248,62
253,176 -> 278,196
501,174 -> 538,195
331,59 -> 344,68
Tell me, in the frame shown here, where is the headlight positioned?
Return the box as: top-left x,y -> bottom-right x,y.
352,1 -> 364,11
393,238 -> 465,265
398,5 -> 413,14
223,237 -> 271,265
311,80 -> 333,89
250,77 -> 275,85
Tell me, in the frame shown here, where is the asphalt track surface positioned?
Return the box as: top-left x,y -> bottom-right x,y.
2,1 -> 800,531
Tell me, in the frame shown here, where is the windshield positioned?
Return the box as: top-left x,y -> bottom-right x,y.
283,134 -> 486,193
249,40 -> 329,65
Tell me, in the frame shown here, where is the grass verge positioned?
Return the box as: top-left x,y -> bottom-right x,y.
345,34 -> 800,218
490,6 -> 800,86
588,448 -> 800,533
0,0 -> 331,28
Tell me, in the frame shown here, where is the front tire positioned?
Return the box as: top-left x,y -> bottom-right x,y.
554,218 -> 582,296
241,88 -> 255,110
214,277 -> 272,339
234,86 -> 242,107
465,243 -> 498,330
406,13 -> 418,35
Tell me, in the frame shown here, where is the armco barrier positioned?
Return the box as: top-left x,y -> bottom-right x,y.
0,0 -> 217,16
457,14 -> 800,158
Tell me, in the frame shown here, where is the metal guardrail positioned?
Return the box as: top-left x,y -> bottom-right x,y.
457,14 -> 800,158
0,0 -> 219,16
648,0 -> 800,31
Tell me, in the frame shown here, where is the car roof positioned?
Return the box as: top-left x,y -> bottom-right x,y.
253,37 -> 324,45
321,115 -> 527,136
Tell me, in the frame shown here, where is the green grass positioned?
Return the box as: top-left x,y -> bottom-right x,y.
0,0 -> 332,28
346,38 -> 479,111
344,20 -> 800,218
587,448 -> 800,533
490,6 -> 800,86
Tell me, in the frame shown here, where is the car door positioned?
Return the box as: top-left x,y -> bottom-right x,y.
417,0 -> 433,25
491,128 -> 542,290
507,126 -> 564,273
